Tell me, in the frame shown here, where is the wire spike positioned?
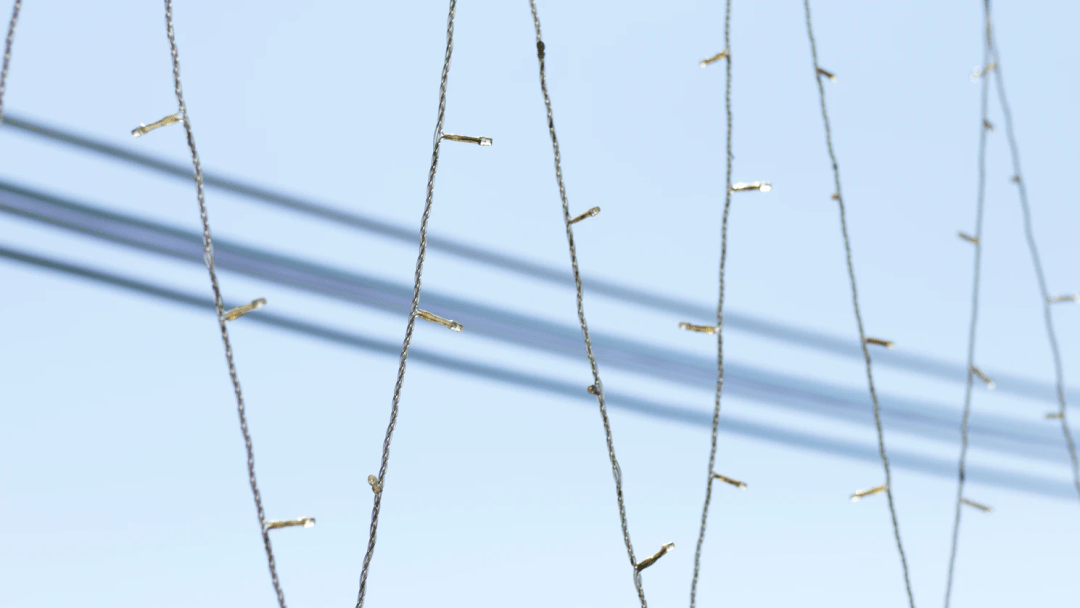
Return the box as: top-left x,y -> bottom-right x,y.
131,112 -> 182,138
731,181 -> 771,192
569,206 -> 601,224
699,49 -> 729,68
983,119 -> 994,131
850,484 -> 888,502
712,472 -> 747,490
961,498 -> 992,513
368,475 -> 382,494
223,297 -> 266,322
635,542 -> 674,572
816,67 -> 836,81
1046,412 -> 1064,420
265,516 -> 316,530
416,309 -> 463,332
679,322 -> 717,335
1048,293 -> 1080,304
971,365 -> 996,390
970,62 -> 997,82
831,193 -> 840,200
958,231 -> 979,245
865,337 -> 895,349
441,132 -> 492,146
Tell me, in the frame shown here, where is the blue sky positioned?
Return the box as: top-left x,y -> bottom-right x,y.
1,1 -> 1078,606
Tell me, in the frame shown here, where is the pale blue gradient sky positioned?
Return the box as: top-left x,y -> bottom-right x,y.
1,1 -> 1078,607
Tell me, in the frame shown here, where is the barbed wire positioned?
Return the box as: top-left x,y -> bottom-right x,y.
943,5 -> 992,606
157,1 -> 289,606
801,1 -> 916,606
355,1 -> 462,606
0,0 -> 22,128
528,2 -> 660,606
688,1 -> 734,606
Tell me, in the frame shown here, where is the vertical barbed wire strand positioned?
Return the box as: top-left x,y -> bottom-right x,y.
527,3 -> 648,607
0,0 -> 23,128
985,3 -> 1080,504
161,2 -> 287,607
801,2 -> 916,606
943,7 -> 992,606
355,2 -> 456,607
688,1 -> 733,607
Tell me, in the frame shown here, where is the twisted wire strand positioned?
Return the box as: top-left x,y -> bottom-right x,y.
943,7 -> 992,606
161,2 -> 287,607
985,4 -> 1080,504
355,2 -> 456,606
527,3 -> 648,606
0,0 -> 22,127
689,0 -> 733,606
801,2 -> 915,606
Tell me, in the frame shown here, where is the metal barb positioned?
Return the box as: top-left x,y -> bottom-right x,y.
569,206 -> 601,224
634,542 -> 674,572
816,67 -> 836,81
265,517 -> 316,530
1046,412 -> 1064,420
441,132 -> 492,146
699,49 -> 729,68
865,337 -> 895,349
971,365 -> 996,390
958,231 -> 979,244
970,61 -> 997,82
416,308 -> 463,332
367,475 -> 381,494
850,484 -> 888,502
983,119 -> 994,131
679,321 -> 717,335
224,297 -> 266,322
1048,293 -> 1080,304
131,112 -> 182,138
961,498 -> 992,513
712,472 -> 747,490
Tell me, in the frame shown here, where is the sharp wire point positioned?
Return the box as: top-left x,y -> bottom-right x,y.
440,132 -> 492,146
223,297 -> 266,322
865,337 -> 895,349
958,231 -> 979,245
960,498 -> 992,513
816,67 -> 836,81
634,542 -> 674,572
971,365 -> 996,390
679,321 -> 718,335
569,206 -> 600,224
850,484 -> 888,502
1048,293 -> 1080,304
699,49 -> 729,67
131,112 -> 182,138
265,517 -> 316,530
712,472 -> 747,490
731,181 -> 771,192
416,308 -> 463,332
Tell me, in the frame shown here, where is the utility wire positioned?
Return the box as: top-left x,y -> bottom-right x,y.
0,0 -> 22,128
159,1 -> 287,606
690,1 -> 733,606
0,181 -> 1069,467
944,6 -> 992,606
802,2 -> 915,606
2,114 -> 1075,402
986,3 -> 1080,503
3,243 -> 1075,500
529,3 -> 651,605
356,2 -> 457,606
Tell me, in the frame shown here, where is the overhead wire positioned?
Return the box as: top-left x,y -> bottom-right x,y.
529,2 -> 655,605
689,1 -> 734,606
802,1 -> 915,605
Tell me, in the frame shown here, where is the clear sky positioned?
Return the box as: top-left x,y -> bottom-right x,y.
1,1 -> 1078,607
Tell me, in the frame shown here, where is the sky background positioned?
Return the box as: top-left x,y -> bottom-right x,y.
1,0 -> 1079,606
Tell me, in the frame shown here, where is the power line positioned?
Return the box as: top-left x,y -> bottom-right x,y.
10,114 -> 1073,404
802,2 -> 915,606
944,5 -> 992,606
530,2 -> 657,604
0,180 -> 1069,467
689,1 -> 734,606
1,242 -> 1074,501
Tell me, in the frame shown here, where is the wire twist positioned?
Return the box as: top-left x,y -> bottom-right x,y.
528,2 -> 649,606
802,2 -> 915,606
0,0 -> 22,128
161,2 -> 287,607
943,5 -> 992,606
355,2 -> 456,607
689,1 -> 733,606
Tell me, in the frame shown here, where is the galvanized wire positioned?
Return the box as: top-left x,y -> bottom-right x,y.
689,0 -> 733,606
528,2 -> 649,606
161,1 -> 287,607
943,6 -> 992,606
802,1 -> 916,606
355,1 -> 457,607
0,0 -> 22,128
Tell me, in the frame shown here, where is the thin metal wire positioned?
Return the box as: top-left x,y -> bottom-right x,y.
802,2 -> 915,606
0,0 -> 22,128
160,2 -> 286,607
689,0 -> 733,606
944,7 -> 992,606
355,2 -> 456,606
985,3 -> 1080,504
528,3 -> 649,606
